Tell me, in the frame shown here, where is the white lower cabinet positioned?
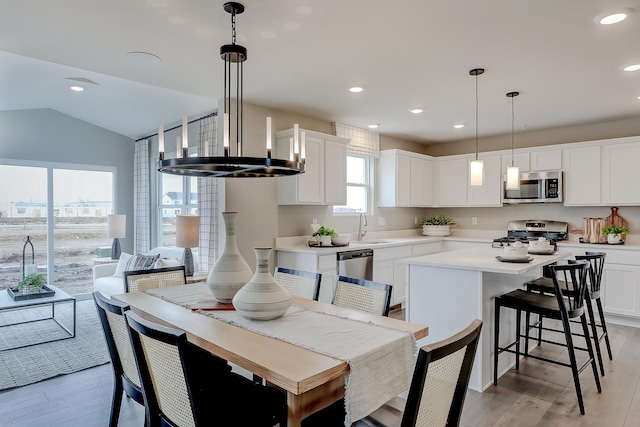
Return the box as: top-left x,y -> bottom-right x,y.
602,264 -> 640,318
373,245 -> 413,306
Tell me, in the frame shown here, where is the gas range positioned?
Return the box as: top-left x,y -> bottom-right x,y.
492,220 -> 568,248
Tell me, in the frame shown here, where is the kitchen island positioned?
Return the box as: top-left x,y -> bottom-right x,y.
404,247 -> 571,392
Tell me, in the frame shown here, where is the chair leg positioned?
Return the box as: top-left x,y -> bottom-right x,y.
515,309 -> 521,371
109,376 -> 123,427
580,314 -> 602,394
524,310 -> 531,357
561,313 -> 586,415
595,297 -> 613,361
494,299 -> 501,386
585,297 -> 605,377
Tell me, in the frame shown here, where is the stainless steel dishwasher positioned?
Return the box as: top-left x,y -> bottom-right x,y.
337,249 -> 374,280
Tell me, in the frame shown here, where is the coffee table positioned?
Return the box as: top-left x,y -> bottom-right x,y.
0,285 -> 76,351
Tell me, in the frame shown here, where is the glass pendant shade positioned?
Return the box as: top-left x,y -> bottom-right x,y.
506,166 -> 520,190
469,159 -> 484,186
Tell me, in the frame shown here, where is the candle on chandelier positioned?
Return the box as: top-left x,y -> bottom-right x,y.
266,116 -> 272,159
301,131 -> 306,162
182,115 -> 189,158
223,113 -> 230,157
293,124 -> 299,162
176,136 -> 181,158
158,122 -> 165,160
289,138 -> 294,161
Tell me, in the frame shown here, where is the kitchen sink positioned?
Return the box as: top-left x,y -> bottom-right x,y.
351,240 -> 391,245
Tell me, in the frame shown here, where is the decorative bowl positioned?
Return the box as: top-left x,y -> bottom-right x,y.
331,234 -> 351,246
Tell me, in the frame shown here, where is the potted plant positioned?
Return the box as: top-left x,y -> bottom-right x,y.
313,226 -> 337,246
602,225 -> 628,245
17,273 -> 47,295
421,215 -> 456,236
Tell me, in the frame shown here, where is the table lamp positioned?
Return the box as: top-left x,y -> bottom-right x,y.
176,214 -> 199,276
107,214 -> 126,259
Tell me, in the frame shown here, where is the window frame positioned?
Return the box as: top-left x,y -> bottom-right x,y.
333,153 -> 374,216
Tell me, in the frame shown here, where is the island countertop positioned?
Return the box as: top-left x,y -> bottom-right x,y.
401,247 -> 572,275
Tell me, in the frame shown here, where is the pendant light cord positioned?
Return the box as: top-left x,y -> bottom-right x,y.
511,94 -> 515,167
475,72 -> 479,161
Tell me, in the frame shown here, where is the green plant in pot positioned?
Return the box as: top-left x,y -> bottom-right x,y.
17,273 -> 46,295
312,226 -> 337,246
602,225 -> 628,245
421,215 -> 456,236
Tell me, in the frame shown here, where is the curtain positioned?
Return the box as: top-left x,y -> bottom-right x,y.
332,122 -> 380,158
133,139 -> 151,254
197,115 -> 219,272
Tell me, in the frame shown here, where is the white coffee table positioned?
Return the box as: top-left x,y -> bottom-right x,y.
0,284 -> 76,351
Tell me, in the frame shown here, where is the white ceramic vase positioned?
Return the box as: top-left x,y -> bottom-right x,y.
207,212 -> 253,302
607,233 -> 624,244
232,248 -> 292,320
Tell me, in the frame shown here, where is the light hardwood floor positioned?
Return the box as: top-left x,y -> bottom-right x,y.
0,312 -> 638,426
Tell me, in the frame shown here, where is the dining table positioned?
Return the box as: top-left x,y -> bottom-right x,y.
113,282 -> 428,427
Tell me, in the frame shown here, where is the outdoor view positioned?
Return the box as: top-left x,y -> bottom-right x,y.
0,164 -> 114,296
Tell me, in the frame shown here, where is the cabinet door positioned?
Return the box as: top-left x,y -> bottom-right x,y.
392,260 -> 407,306
410,156 -> 432,206
468,155 -> 502,206
602,140 -> 640,205
373,260 -> 394,286
601,265 -> 640,318
436,158 -> 468,206
396,154 -> 411,206
501,152 -> 530,173
562,145 -> 601,205
531,149 -> 562,171
324,139 -> 347,205
297,136 -> 324,204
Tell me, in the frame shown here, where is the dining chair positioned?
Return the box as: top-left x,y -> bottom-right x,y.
332,276 -> 393,316
274,267 -> 321,300
311,320 -> 483,427
524,252 -> 611,376
92,291 -> 145,427
124,265 -> 186,293
494,262 -> 601,415
124,310 -> 286,427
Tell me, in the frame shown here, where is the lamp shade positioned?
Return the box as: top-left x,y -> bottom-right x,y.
107,215 -> 126,238
176,215 -> 199,248
469,159 -> 484,187
506,166 -> 520,190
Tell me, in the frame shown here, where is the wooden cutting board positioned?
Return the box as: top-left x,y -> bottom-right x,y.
605,207 -> 628,242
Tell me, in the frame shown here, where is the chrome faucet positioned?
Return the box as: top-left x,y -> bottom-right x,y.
358,212 -> 368,241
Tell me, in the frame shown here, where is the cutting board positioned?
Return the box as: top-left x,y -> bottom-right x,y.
605,207 -> 628,242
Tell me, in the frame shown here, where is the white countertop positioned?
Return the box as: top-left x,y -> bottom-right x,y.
402,247 -> 572,275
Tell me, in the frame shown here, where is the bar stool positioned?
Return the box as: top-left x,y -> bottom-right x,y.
524,252 -> 611,376
494,261 -> 601,415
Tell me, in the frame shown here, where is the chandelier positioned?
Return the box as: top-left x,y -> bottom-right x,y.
157,2 -> 305,178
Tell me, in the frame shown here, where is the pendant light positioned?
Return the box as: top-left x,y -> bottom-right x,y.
505,91 -> 520,190
157,2 -> 305,178
469,68 -> 484,187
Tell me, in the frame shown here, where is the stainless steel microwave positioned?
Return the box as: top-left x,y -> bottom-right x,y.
503,171 -> 563,204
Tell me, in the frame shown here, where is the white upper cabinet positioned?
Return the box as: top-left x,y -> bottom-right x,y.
435,156 -> 469,206
530,149 -> 562,171
602,138 -> 640,205
276,128 -> 350,205
468,154 -> 502,206
562,145 -> 601,206
378,150 -> 433,207
500,152 -> 530,173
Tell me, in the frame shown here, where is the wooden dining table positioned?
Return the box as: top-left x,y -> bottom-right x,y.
114,283 -> 428,427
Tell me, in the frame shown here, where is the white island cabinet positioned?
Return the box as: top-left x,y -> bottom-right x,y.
403,247 -> 570,392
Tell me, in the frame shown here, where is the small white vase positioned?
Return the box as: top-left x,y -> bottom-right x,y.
232,248 -> 292,320
207,212 -> 253,302
607,233 -> 624,244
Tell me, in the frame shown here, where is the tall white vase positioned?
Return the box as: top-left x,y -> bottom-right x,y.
232,248 -> 292,320
207,212 -> 253,303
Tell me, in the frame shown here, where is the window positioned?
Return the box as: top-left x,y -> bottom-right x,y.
158,173 -> 198,246
333,154 -> 373,214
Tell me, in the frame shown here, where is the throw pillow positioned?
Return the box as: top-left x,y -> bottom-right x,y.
125,253 -> 160,272
113,253 -> 133,278
154,257 -> 182,269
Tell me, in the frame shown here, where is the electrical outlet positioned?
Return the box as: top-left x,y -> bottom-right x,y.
472,216 -> 478,226
378,217 -> 386,226
414,217 -> 418,225
312,218 -> 318,224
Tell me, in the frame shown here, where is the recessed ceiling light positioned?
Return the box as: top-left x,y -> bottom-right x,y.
595,8 -> 634,25
349,87 -> 364,93
410,109 -> 423,114
623,64 -> 640,71
70,86 -> 84,92
454,124 -> 465,129
126,51 -> 161,65
368,124 -> 379,129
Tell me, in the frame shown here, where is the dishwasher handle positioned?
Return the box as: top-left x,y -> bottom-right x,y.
336,249 -> 374,261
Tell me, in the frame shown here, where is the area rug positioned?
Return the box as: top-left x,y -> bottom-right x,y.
0,297 -> 110,391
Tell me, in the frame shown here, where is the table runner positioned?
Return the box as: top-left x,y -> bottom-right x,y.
145,285 -> 417,426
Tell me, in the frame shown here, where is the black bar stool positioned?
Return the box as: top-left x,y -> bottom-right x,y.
524,252 -> 611,376
494,261 -> 602,415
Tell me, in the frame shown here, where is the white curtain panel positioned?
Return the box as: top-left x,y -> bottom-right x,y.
332,122 -> 380,158
197,115 -> 219,271
134,139 -> 151,254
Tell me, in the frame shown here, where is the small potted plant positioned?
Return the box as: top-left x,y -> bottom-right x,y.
17,273 -> 47,295
313,226 -> 337,246
602,225 -> 628,245
421,215 -> 456,236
